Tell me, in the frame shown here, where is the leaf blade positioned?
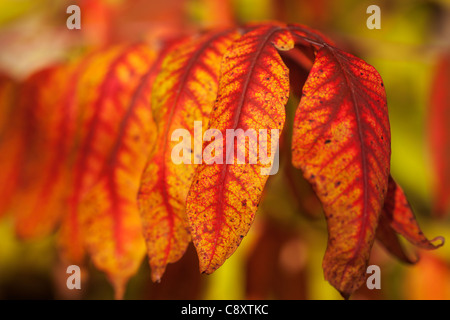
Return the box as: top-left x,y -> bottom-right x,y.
138,29 -> 240,282
383,176 -> 444,250
58,44 -> 156,280
186,24 -> 294,274
429,53 -> 450,217
78,44 -> 159,297
291,45 -> 390,297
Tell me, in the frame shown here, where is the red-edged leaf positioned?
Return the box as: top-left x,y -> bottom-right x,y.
78,45 -> 160,298
375,212 -> 416,264
138,30 -> 240,282
186,24 -> 294,274
11,61 -> 86,238
58,44 -> 155,271
291,41 -> 390,297
383,176 -> 444,250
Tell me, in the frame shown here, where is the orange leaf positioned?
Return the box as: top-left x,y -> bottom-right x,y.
138,30 -> 240,282
291,43 -> 390,297
186,24 -> 294,274
79,46 -> 160,298
383,176 -> 444,250
58,44 -> 156,277
11,63 -> 83,238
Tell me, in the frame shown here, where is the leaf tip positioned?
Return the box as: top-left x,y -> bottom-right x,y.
151,267 -> 165,283
339,290 -> 351,300
199,261 -> 216,275
431,236 -> 445,248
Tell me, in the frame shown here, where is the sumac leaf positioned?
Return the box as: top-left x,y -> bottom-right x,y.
291,44 -> 390,297
383,176 -> 444,250
11,63 -> 82,238
375,212 -> 415,264
58,44 -> 156,295
186,24 -> 294,274
79,45 -> 160,298
58,46 -> 132,264
138,29 -> 240,282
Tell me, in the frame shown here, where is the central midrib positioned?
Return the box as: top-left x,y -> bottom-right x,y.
330,48 -> 371,288
160,31 -> 229,264
209,27 -> 282,269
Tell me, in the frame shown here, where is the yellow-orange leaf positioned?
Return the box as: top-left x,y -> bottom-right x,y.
186,24 -> 294,274
383,176 -> 444,250
79,45 -> 159,298
138,30 -> 240,282
80,52 -> 156,298
58,44 -> 155,284
291,44 -> 390,298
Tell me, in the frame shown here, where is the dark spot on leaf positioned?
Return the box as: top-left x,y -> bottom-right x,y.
324,139 -> 331,144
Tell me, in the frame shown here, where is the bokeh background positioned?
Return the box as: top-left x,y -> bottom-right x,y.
0,0 -> 449,299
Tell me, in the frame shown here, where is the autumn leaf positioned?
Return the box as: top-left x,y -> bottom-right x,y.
138,29 -> 240,282
0,17 -> 445,300
290,39 -> 391,297
10,62 -> 85,238
382,176 -> 444,250
78,44 -> 160,299
429,53 -> 450,217
57,46 -> 128,264
186,24 -> 294,274
58,43 -> 156,290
